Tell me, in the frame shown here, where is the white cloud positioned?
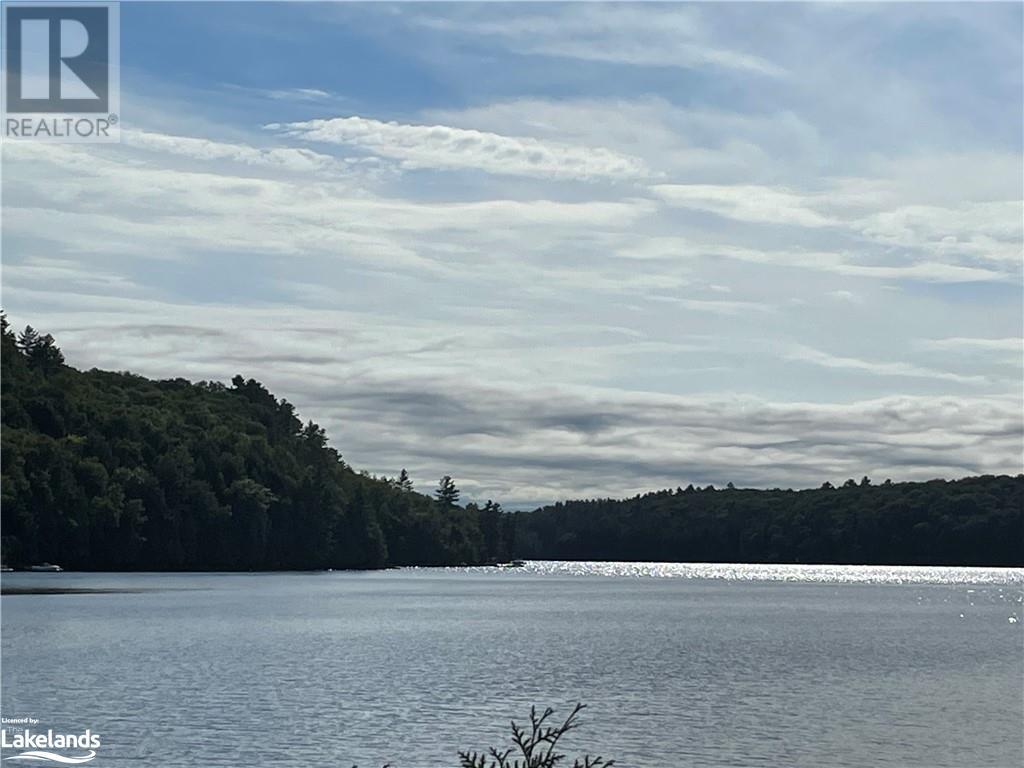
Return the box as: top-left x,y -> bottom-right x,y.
786,345 -> 989,385
615,238 -> 1009,284
267,87 -> 332,101
921,337 -> 1022,353
653,184 -> 837,228
2,139 -> 654,274
828,290 -> 861,303
123,129 -> 374,176
7,298 -> 1022,505
833,261 -> 1007,284
644,295 -> 773,316
412,5 -> 786,77
271,115 -> 651,181
222,84 -> 340,103
1,257 -> 144,295
424,98 -> 824,185
857,201 -> 1023,264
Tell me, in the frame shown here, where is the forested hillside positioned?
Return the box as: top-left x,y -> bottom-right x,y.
513,476 -> 1023,567
0,318 -> 510,570
2,318 -> 1020,570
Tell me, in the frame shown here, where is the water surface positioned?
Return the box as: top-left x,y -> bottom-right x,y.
2,563 -> 1021,767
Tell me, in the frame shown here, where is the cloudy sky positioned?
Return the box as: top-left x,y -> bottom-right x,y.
2,2 -> 1022,507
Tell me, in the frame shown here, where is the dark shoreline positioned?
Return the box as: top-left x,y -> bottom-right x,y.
1,586 -> 156,595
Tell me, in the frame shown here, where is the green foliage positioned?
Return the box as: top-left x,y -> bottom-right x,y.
393,468 -> 414,493
510,475 -> 1024,567
0,319 -> 510,570
436,475 -> 460,507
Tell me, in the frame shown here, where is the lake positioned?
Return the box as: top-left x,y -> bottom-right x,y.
2,563 -> 1022,767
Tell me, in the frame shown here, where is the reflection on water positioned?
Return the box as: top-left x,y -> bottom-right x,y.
456,559 -> 1024,585
2,564 -> 1021,767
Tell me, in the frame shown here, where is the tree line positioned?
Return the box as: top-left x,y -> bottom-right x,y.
2,318 -> 1020,570
514,476 -> 1022,567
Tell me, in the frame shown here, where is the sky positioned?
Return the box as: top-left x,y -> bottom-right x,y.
2,2 -> 1022,507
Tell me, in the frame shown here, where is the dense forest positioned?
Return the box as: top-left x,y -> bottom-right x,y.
1,317 -> 511,570
516,476 -> 1023,567
2,319 -> 1021,570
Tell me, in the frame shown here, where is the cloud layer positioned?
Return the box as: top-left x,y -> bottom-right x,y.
2,3 -> 1021,506
271,116 -> 651,180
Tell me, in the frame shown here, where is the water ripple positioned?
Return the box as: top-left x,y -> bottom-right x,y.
445,560 -> 1024,585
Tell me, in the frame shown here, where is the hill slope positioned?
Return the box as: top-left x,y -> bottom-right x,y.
1,319 -> 509,570
2,318 -> 1020,569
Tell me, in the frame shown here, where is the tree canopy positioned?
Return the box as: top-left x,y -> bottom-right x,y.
510,476 -> 1023,567
0,318 -> 509,570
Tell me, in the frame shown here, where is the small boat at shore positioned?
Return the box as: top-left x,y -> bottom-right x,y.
28,563 -> 63,572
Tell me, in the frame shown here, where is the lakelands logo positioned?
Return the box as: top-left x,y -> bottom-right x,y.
0,726 -> 100,764
1,1 -> 120,141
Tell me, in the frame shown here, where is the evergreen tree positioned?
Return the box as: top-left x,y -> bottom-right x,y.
436,475 -> 460,507
395,468 -> 414,492
26,334 -> 64,374
16,325 -> 40,354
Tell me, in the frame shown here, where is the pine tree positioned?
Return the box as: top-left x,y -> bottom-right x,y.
395,469 -> 413,492
16,326 -> 64,374
16,325 -> 40,354
27,334 -> 64,374
435,475 -> 460,507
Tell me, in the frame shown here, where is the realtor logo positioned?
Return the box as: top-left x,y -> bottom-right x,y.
2,2 -> 119,141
